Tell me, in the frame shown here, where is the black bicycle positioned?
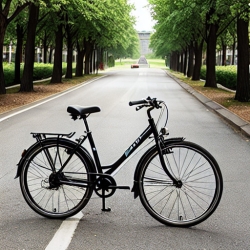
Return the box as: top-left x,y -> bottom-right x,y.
15,97 -> 223,227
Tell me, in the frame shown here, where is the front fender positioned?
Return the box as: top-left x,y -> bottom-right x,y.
131,137 -> 184,199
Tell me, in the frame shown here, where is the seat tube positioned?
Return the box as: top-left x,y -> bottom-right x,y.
87,131 -> 103,173
83,117 -> 102,173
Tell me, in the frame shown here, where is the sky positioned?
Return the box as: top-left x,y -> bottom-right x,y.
128,0 -> 155,31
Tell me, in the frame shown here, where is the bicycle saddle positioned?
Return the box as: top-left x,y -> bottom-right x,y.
67,105 -> 101,117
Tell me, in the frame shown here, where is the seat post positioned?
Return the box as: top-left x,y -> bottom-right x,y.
82,116 -> 90,132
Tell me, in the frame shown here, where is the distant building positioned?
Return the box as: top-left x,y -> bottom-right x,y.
138,31 -> 152,56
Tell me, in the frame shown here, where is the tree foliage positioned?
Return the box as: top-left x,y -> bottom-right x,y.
149,0 -> 250,101
0,0 -> 139,93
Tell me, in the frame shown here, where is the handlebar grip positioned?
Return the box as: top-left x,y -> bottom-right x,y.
129,100 -> 148,106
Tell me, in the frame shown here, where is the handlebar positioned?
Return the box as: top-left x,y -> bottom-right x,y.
129,97 -> 162,109
129,96 -> 168,126
129,99 -> 148,106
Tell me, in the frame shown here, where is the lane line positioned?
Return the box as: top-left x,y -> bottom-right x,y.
0,76 -> 107,123
45,212 -> 83,250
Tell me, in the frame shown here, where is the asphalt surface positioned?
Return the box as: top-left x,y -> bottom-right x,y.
0,68 -> 250,250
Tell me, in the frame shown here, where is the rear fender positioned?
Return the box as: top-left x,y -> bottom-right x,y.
15,141 -> 41,179
15,138 -> 96,179
131,137 -> 184,199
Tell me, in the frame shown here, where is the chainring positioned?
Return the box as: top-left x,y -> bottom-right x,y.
94,175 -> 117,198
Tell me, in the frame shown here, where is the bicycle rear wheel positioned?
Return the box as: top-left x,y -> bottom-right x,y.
20,138 -> 95,219
138,141 -> 223,227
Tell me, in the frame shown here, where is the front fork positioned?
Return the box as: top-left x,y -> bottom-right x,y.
156,136 -> 179,185
148,116 -> 178,185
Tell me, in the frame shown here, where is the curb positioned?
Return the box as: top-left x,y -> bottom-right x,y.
166,71 -> 250,139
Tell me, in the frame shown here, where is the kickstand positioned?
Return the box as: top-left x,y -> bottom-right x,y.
101,189 -> 111,212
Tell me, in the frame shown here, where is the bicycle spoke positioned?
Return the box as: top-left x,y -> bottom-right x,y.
21,139 -> 94,218
139,141 -> 223,227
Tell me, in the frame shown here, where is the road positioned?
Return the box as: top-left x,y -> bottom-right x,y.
0,68 -> 250,250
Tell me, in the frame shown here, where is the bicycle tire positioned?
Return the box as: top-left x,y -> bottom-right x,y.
19,138 -> 95,219
138,141 -> 223,227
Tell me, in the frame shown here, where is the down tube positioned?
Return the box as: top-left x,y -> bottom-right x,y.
104,126 -> 152,175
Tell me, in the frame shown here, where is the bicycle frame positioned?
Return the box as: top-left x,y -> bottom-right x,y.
88,124 -> 152,175
80,108 -> 177,183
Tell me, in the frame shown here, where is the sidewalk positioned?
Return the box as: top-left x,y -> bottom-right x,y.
166,72 -> 250,139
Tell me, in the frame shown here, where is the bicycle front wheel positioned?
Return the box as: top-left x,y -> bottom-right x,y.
138,141 -> 223,227
20,138 -> 95,219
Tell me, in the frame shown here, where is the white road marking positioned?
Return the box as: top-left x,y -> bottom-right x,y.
45,212 -> 83,250
0,76 -> 107,123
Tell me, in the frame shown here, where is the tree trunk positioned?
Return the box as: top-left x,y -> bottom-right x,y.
183,47 -> 188,76
20,3 -> 39,92
42,32 -> 49,64
89,50 -> 93,74
232,40 -> 236,65
170,52 -> 178,71
235,16 -> 250,102
50,22 -> 63,83
192,39 -> 204,80
65,21 -> 74,78
48,47 -> 53,63
92,48 -> 96,74
14,23 -> 24,84
0,2 -> 29,94
85,50 -> 91,75
180,52 -> 184,73
66,44 -> 73,78
222,41 -> 227,66
75,41 -> 85,77
187,44 -> 194,78
84,40 -> 93,75
0,15 -> 7,94
205,23 -> 218,88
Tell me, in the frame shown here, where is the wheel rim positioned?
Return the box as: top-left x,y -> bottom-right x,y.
140,144 -> 221,225
22,144 -> 91,217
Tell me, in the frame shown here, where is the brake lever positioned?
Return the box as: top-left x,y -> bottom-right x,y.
136,104 -> 150,111
136,105 -> 144,111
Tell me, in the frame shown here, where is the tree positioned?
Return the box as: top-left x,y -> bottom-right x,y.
5,12 -> 27,84
149,0 -> 205,78
149,0 -> 247,92
0,0 -> 29,94
50,13 -> 63,83
235,8 -> 250,101
20,2 -> 40,92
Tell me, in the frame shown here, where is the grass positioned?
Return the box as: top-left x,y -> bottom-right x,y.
114,58 -> 166,68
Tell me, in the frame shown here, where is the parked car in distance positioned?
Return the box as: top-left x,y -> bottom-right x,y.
131,64 -> 139,69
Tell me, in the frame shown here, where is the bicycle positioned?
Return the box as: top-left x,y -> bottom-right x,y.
15,97 -> 223,227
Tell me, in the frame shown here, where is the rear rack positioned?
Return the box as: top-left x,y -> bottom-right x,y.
31,132 -> 75,140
